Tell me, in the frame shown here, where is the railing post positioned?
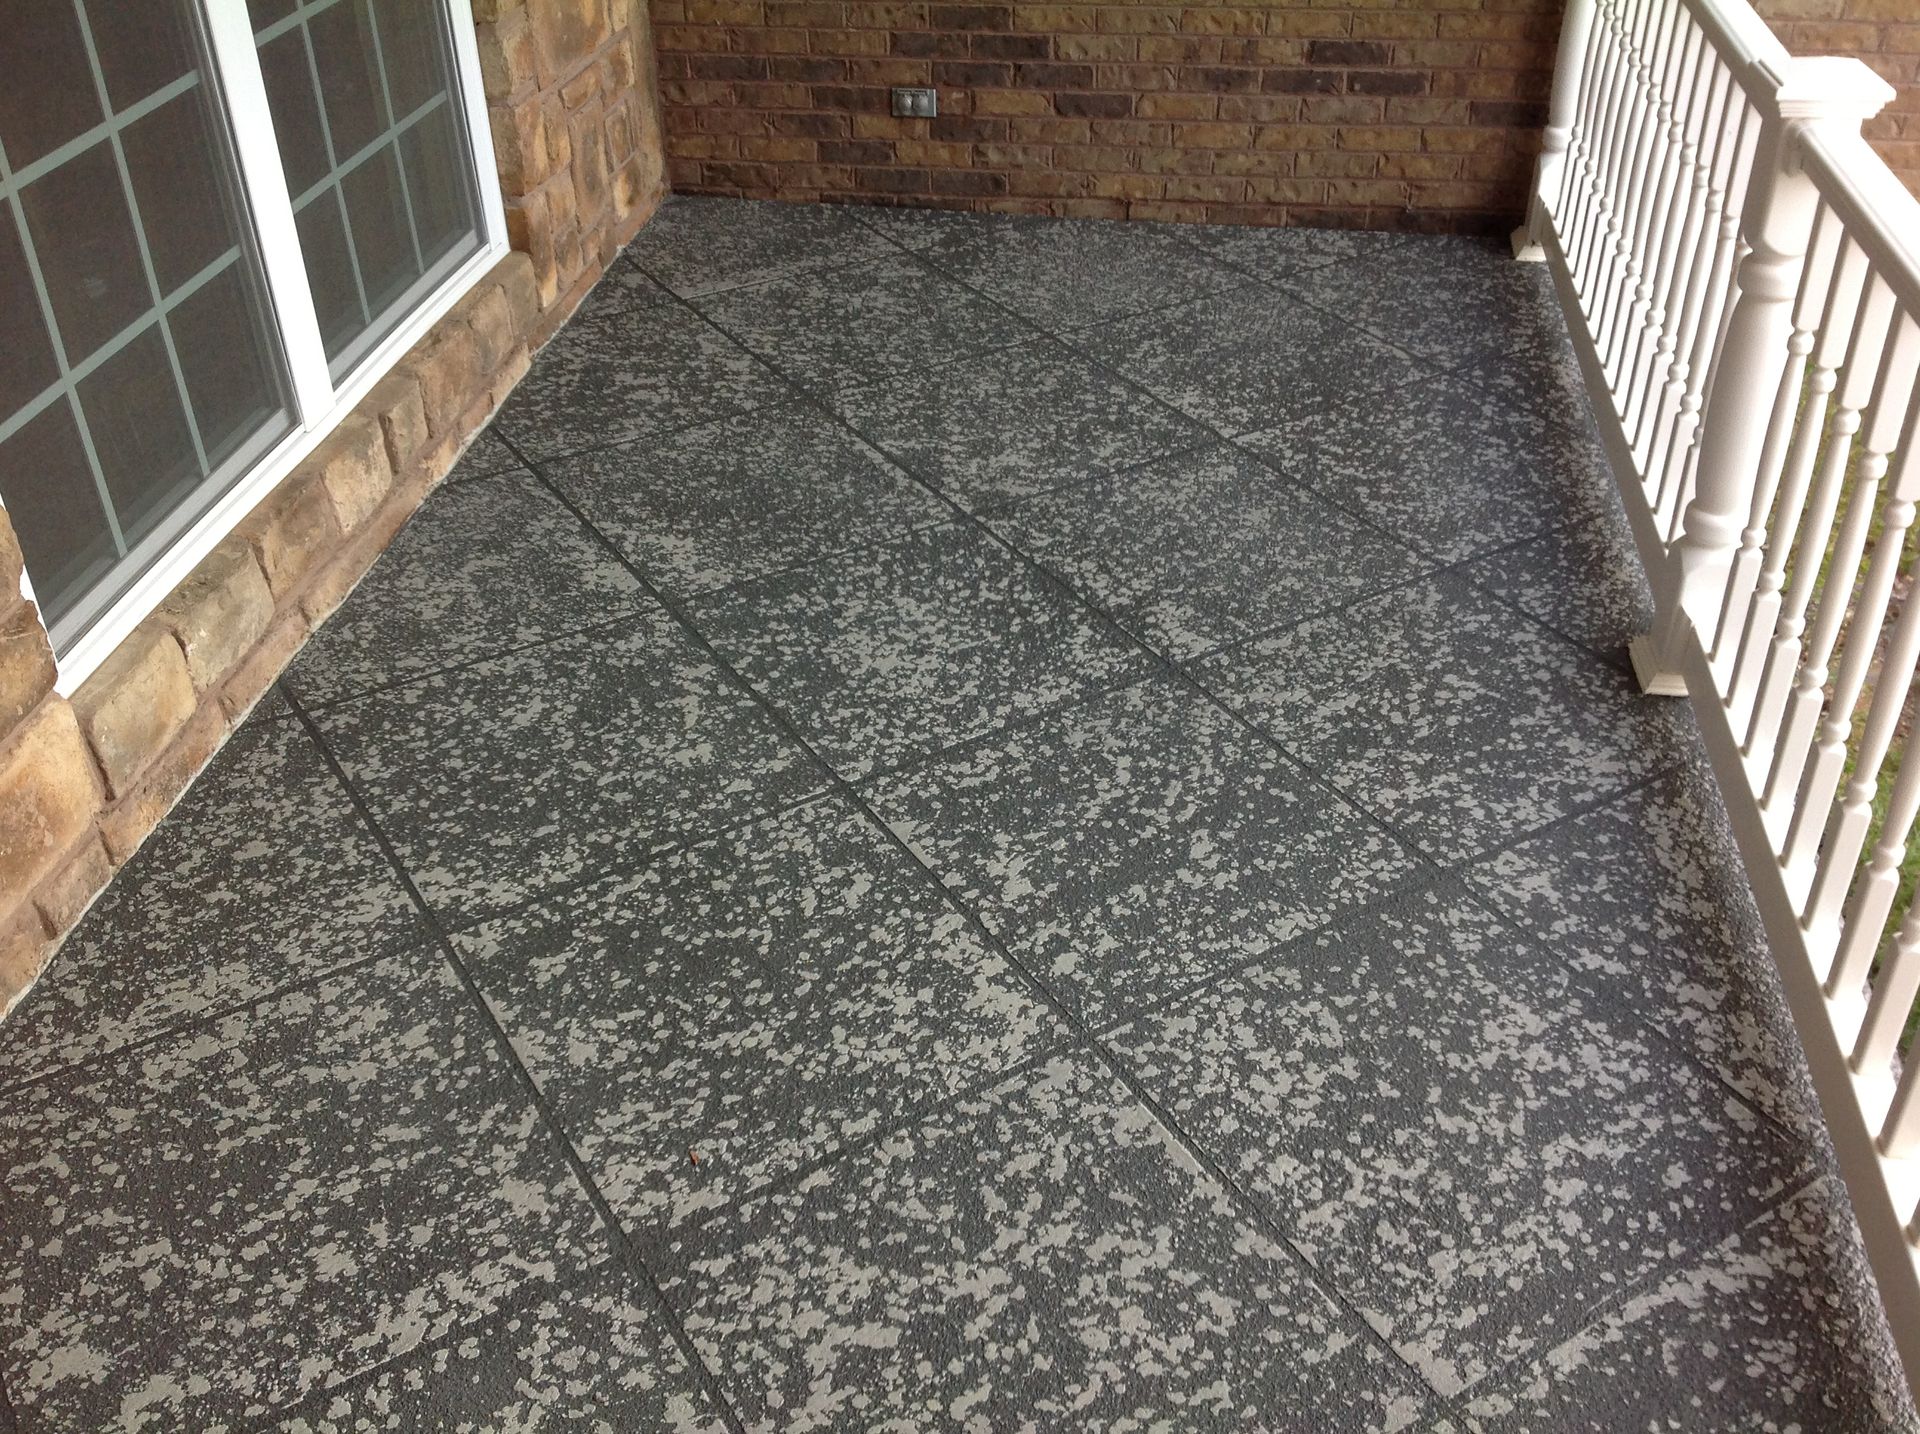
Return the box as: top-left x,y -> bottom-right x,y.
1514,0 -> 1600,262
1628,58 -> 1895,694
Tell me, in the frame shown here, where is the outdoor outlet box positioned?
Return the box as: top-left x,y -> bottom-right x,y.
891,86 -> 938,119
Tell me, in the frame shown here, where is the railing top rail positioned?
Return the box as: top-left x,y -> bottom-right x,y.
1798,127 -> 1920,320
1678,0 -> 1791,100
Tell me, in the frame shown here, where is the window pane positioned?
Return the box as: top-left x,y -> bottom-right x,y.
258,29 -> 330,196
121,88 -> 234,293
78,325 -> 200,547
0,0 -> 100,169
249,0 -> 297,29
172,262 -> 287,469
309,0 -> 390,158
259,0 -> 483,373
83,0 -> 197,113
401,103 -> 480,268
0,210 -> 58,418
295,191 -> 366,358
343,148 -> 416,316
19,140 -> 149,365
0,404 -> 116,625
0,0 -> 291,637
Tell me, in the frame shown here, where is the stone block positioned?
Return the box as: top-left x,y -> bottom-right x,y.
99,703 -> 227,866
531,0 -> 611,85
0,911 -> 53,1019
367,371 -> 431,475
71,625 -> 197,799
33,830 -> 111,939
497,251 -> 541,336
414,321 -> 486,439
153,537 -> 274,692
0,700 -> 100,902
239,469 -> 346,600
0,600 -> 56,737
314,412 -> 396,535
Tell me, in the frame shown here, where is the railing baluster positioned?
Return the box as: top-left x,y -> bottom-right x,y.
1564,0 -> 1625,276
1763,277 -> 1901,850
1817,380 -> 1920,992
1635,59 -> 1736,505
1717,204 -> 1841,701
1878,1016 -> 1920,1158
1521,0 -> 1599,259
1857,908 -> 1920,1088
1782,309 -> 1920,894
1579,0 -> 1651,309
1739,239 -> 1873,770
1606,9 -> 1702,397
1623,20 -> 1714,443
1596,0 -> 1678,370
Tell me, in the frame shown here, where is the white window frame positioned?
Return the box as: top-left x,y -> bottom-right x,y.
5,0 -> 507,695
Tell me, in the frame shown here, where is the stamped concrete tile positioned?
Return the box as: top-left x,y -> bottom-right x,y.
687,521 -> 1146,780
695,251 -> 1032,395
1460,1179 -> 1919,1432
459,796 -> 1056,1250
544,400 -> 947,602
1107,883 -> 1808,1398
285,474 -> 650,706
1074,289 -> 1428,437
1282,237 -> 1569,375
494,287 -> 789,462
993,442 -> 1432,659
277,1266 -> 726,1434
0,719 -> 422,1083
916,213 -> 1243,331
1467,760 -> 1821,1133
0,953 -> 605,1433
659,1052 -> 1431,1432
1192,574 -> 1694,864
619,193 -> 895,298
314,609 -> 827,919
867,676 -> 1419,1026
1184,222 -> 1414,280
848,200 -> 997,250
1237,371 -> 1611,564
826,335 -> 1210,511
1463,506 -> 1654,661
443,429 -> 526,482
569,254 -> 660,322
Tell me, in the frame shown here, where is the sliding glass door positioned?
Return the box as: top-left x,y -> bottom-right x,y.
0,0 -> 498,671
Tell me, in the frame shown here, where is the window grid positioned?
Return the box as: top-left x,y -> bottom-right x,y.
0,1 -> 262,572
269,0 -> 456,373
72,0 -> 211,482
1,0 -> 505,682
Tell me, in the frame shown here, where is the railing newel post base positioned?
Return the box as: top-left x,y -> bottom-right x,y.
1628,633 -> 1690,696
1512,225 -> 1548,263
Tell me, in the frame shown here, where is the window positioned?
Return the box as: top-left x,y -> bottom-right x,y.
0,0 -> 502,683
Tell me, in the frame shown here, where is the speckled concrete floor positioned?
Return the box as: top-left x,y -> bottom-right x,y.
2,198 -> 1915,1432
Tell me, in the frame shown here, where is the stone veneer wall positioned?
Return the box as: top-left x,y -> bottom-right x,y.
0,0 -> 666,1013
652,0 -> 1918,232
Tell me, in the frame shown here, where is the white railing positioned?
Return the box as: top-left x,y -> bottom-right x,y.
1519,0 -> 1920,1380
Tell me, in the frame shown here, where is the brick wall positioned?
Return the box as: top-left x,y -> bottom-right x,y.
653,0 -> 1919,232
0,0 -> 668,1013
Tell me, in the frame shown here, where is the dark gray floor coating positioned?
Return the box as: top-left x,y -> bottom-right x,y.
0,196 -> 1913,1432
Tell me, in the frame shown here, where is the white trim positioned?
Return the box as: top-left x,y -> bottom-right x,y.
446,0 -> 507,252
201,0 -> 333,425
12,0 -> 509,695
